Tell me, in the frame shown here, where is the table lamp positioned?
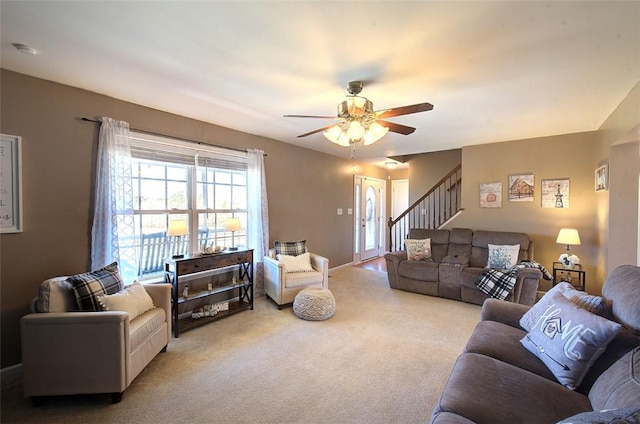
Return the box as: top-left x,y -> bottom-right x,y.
225,218 -> 241,251
168,218 -> 189,258
556,228 -> 581,255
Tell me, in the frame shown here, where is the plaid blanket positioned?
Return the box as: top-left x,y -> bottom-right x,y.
475,261 -> 552,300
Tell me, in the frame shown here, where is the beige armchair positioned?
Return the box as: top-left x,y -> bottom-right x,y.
264,249 -> 329,309
20,277 -> 171,404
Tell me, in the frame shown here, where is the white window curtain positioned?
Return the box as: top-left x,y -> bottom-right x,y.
91,117 -> 137,282
247,149 -> 269,260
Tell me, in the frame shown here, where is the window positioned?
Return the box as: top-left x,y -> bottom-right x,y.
129,132 -> 248,279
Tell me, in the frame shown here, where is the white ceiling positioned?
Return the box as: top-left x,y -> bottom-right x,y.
2,1 -> 639,167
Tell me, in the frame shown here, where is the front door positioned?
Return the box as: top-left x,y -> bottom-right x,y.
354,176 -> 385,262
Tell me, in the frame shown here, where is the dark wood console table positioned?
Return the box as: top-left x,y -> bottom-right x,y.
164,248 -> 253,337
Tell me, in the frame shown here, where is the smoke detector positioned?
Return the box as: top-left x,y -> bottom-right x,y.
12,43 -> 38,56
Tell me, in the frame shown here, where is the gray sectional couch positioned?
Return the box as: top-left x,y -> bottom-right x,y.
430,264 -> 640,423
384,228 -> 543,306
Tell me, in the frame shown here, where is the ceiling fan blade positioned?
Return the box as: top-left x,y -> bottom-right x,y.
284,114 -> 337,119
375,102 -> 434,119
297,124 -> 338,138
377,120 -> 416,135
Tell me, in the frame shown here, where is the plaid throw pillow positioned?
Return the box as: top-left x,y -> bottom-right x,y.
67,262 -> 124,311
274,240 -> 307,257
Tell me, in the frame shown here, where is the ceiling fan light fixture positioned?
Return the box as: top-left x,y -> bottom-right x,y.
363,122 -> 389,146
347,120 -> 365,140
323,124 -> 342,142
288,81 -> 432,149
344,96 -> 372,117
324,119 -> 389,147
338,132 -> 351,146
323,124 -> 351,147
370,121 -> 389,136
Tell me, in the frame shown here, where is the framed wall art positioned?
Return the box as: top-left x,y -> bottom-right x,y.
480,182 -> 502,208
0,134 -> 23,233
541,178 -> 569,208
595,164 -> 608,192
508,173 -> 534,202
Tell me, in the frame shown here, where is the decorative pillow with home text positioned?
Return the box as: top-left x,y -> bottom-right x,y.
405,238 -> 432,261
520,282 -> 610,332
555,283 -> 610,318
520,291 -> 621,390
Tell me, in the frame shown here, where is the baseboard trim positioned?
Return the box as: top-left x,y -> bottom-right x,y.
329,262 -> 354,275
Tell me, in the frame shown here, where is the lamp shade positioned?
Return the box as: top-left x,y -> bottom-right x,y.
225,217 -> 241,232
556,228 -> 581,246
167,219 -> 188,237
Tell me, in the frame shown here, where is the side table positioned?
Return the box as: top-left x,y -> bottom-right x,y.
552,262 -> 586,291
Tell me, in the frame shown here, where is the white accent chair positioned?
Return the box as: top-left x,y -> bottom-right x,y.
20,278 -> 171,405
263,249 -> 329,309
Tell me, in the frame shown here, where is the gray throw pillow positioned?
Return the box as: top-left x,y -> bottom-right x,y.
556,407 -> 640,424
520,291 -> 621,390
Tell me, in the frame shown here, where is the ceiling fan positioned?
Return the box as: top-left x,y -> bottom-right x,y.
284,81 -> 433,147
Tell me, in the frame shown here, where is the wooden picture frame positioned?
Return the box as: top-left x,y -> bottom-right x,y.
595,164 -> 608,192
0,134 -> 23,233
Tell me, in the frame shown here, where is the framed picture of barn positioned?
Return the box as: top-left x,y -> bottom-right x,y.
508,174 -> 534,202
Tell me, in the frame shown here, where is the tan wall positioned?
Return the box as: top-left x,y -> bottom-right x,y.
395,83 -> 640,296
595,81 -> 640,284
2,68 -> 637,369
406,149 -> 462,203
0,70 -> 383,368
449,132 -> 598,293
607,142 -> 639,271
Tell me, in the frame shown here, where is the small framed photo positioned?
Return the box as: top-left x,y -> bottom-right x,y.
0,134 -> 23,233
595,164 -> 608,192
480,182 -> 502,208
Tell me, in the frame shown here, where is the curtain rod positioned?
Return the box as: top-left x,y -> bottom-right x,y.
81,117 -> 265,156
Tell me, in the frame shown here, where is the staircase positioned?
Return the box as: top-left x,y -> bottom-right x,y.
387,164 -> 462,251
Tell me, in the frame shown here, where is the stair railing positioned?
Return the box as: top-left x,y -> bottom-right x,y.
388,164 -> 462,251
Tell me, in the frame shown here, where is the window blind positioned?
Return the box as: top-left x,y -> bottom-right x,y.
129,132 -> 248,170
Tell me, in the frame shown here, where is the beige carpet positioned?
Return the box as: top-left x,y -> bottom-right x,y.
2,266 -> 481,424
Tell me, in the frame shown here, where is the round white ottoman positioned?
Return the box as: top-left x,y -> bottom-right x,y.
293,287 -> 336,321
